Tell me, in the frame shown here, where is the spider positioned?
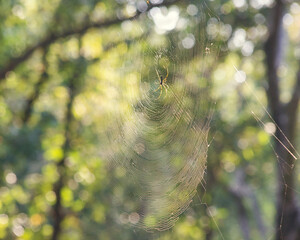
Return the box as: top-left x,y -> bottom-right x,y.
154,66 -> 169,99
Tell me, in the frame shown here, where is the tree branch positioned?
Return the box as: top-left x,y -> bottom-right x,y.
51,74 -> 76,240
21,32 -> 145,124
51,55 -> 85,240
0,0 -> 179,82
22,49 -> 49,124
227,185 -> 250,240
227,168 -> 267,240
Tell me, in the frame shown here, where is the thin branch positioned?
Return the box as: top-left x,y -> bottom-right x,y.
21,33 -> 145,124
51,62 -> 80,240
227,168 -> 267,239
91,31 -> 149,63
247,190 -> 267,238
227,169 -> 251,240
22,49 -> 49,124
0,0 -> 179,82
227,186 -> 250,240
51,81 -> 75,240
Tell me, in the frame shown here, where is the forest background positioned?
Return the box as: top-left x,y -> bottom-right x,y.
0,0 -> 299,239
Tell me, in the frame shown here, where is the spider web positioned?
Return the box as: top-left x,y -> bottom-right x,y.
104,0 -> 299,237
105,2 -> 217,232
1,0 -> 299,239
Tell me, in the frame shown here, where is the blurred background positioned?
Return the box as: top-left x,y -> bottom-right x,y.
0,0 -> 299,239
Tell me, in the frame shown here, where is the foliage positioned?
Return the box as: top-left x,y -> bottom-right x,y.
0,0 -> 299,239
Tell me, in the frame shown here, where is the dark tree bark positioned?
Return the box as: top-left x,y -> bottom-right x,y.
228,186 -> 250,240
51,52 -> 88,239
228,168 -> 267,240
51,69 -> 77,240
22,49 -> 49,124
264,0 -> 300,239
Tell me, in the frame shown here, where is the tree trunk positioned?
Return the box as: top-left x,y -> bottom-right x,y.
264,0 -> 300,239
